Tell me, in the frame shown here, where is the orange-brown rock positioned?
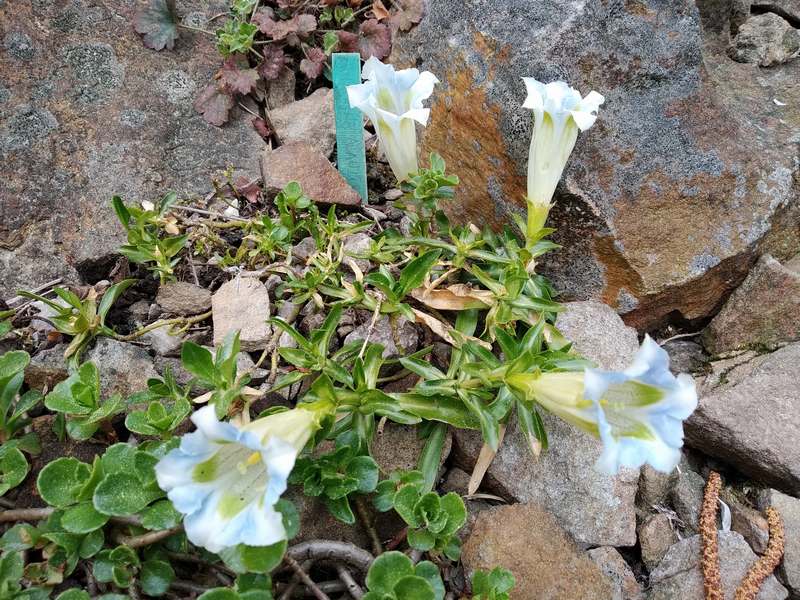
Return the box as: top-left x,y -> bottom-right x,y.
391,0 -> 800,331
461,503 -> 615,599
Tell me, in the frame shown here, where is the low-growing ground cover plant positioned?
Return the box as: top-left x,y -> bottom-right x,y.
0,55 -> 700,599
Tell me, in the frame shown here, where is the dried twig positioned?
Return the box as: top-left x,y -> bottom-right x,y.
336,564 -> 364,599
354,496 -> 383,557
283,555 -> 331,600
700,471 -> 723,600
113,310 -> 212,341
114,525 -> 183,549
286,540 -> 375,573
0,507 -> 55,523
170,580 -> 211,595
734,507 -> 785,600
278,560 -> 313,600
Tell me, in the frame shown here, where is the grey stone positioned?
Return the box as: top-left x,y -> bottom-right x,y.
156,282 -> 212,316
266,68 -> 296,109
686,344 -> 800,494
440,467 -> 471,495
25,345 -> 69,391
0,0 -> 264,298
269,88 -> 335,157
261,142 -> 361,207
587,547 -> 643,600
663,340 -> 707,374
453,299 -> 640,547
370,423 -> 452,476
343,312 -> 419,359
291,236 -> 317,263
703,254 -> 800,354
85,338 -> 159,398
638,513 -> 677,570
760,489 -> 800,595
555,301 -> 640,371
729,13 -> 800,66
752,0 -> 800,24
670,469 -> 706,532
211,277 -> 272,352
144,328 -> 184,358
342,232 -> 373,275
647,532 -> 788,599
391,0 -> 800,331
722,490 -> 770,555
638,465 -> 676,509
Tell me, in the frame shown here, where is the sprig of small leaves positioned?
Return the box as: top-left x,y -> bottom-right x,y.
20,280 -> 134,361
113,194 -> 188,284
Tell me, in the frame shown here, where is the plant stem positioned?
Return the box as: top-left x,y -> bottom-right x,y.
287,540 -> 374,573
114,525 -> 183,549
354,496 -> 383,556
283,555 -> 331,600
113,311 -> 212,341
336,565 -> 364,599
177,23 -> 216,36
0,507 -> 54,523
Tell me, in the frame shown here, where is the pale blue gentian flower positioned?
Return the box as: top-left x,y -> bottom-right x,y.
506,336 -> 697,474
347,56 -> 439,182
522,78 -> 604,240
155,405 -> 324,553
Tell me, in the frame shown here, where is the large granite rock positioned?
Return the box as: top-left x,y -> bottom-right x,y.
391,0 -> 800,330
452,301 -> 640,547
647,532 -> 788,599
702,254 -> 800,354
729,13 -> 800,66
461,504 -> 615,600
0,0 -> 264,297
686,343 -> 800,494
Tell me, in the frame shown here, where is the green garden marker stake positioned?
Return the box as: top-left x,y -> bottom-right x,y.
332,53 -> 368,203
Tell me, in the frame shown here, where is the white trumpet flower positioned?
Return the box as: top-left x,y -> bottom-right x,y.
506,336 -> 697,474
522,78 -> 604,239
155,405 -> 325,553
347,57 -> 439,182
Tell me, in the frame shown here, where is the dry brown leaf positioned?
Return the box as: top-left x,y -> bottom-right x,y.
410,284 -> 493,311
412,308 -> 491,350
468,425 -> 506,495
371,0 -> 391,20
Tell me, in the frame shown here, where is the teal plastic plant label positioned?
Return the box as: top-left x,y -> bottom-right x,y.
332,52 -> 368,202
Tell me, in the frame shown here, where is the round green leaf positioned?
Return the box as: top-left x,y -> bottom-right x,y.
93,473 -> 152,516
0,447 -> 29,496
414,561 -> 445,600
347,456 -> 379,494
365,551 -> 414,594
140,500 -> 182,530
140,560 -> 175,597
0,350 -> 29,379
79,528 -> 105,559
407,527 -> 436,551
37,457 -> 91,508
197,590 -> 239,600
393,575 -> 436,600
439,492 -> 467,536
61,502 -> 109,534
275,499 -> 299,540
220,541 -> 287,574
56,590 -> 91,600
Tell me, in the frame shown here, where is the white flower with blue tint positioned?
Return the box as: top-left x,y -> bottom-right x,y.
347,57 -> 439,182
506,336 -> 697,474
155,405 -> 324,553
522,78 -> 604,239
